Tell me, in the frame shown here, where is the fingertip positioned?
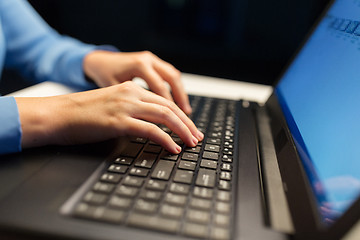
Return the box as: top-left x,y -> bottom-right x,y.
196,130 -> 204,141
191,135 -> 199,146
173,144 -> 182,154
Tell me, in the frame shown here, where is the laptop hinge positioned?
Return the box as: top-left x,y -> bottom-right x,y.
256,106 -> 295,234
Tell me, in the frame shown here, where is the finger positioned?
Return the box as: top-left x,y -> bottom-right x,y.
138,88 -> 204,141
153,58 -> 192,114
131,101 -> 199,147
124,118 -> 182,154
139,65 -> 174,102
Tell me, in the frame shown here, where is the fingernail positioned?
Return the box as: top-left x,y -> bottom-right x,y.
175,145 -> 182,154
197,130 -> 204,140
192,136 -> 198,146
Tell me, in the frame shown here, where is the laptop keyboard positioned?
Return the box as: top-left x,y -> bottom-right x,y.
68,96 -> 238,240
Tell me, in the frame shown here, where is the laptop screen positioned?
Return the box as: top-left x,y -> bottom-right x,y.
275,0 -> 360,225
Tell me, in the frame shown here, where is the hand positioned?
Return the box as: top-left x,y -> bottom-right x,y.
15,81 -> 203,154
83,50 -> 192,115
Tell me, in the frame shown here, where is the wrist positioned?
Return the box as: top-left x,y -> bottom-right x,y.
15,97 -> 61,148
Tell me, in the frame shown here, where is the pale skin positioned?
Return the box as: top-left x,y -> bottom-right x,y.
15,51 -> 203,154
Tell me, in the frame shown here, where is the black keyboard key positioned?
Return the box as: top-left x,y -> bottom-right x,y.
208,132 -> 221,138
205,144 -> 220,152
178,160 -> 196,171
149,140 -> 160,146
121,143 -> 143,157
221,163 -> 232,172
224,142 -> 233,149
196,168 -> 216,187
182,152 -> 199,162
193,187 -> 213,199
200,159 -> 217,169
220,171 -> 231,181
146,179 -> 167,191
109,195 -> 132,209
144,144 -> 162,154
169,183 -> 190,195
202,151 -> 219,160
160,151 -> 179,161
210,227 -> 231,240
92,182 -> 115,194
185,146 -> 201,153
114,157 -> 134,165
223,148 -> 233,156
151,160 -> 175,180
160,204 -> 184,219
218,180 -> 231,191
108,164 -> 128,174
186,209 -> 211,224
215,202 -> 231,214
222,155 -> 233,163
83,192 -> 107,205
116,185 -> 139,197
211,126 -> 223,132
135,152 -> 157,168
189,198 -> 212,210
172,137 -> 183,145
173,170 -> 194,184
217,191 -> 231,202
128,213 -> 180,233
225,131 -> 233,137
123,176 -> 144,187
98,208 -> 126,224
130,137 -> 147,144
129,167 -> 149,177
196,122 -> 207,128
134,199 -> 158,214
183,223 -> 208,239
214,214 -> 230,227
100,173 -> 122,183
207,138 -> 221,145
139,190 -> 162,201
73,203 -> 96,219
74,203 -> 126,224
164,193 -> 187,206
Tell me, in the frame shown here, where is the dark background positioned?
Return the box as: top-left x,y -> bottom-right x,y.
1,0 -> 330,95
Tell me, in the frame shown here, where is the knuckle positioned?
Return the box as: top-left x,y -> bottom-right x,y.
135,51 -> 153,66
141,50 -> 153,57
119,81 -> 136,93
160,105 -> 172,119
170,68 -> 181,80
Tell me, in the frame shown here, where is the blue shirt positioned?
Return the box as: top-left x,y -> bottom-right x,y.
0,0 -> 97,155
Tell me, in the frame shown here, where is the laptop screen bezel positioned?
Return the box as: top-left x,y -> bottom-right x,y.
265,0 -> 360,238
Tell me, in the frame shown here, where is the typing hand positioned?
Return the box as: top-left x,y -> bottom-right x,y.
83,50 -> 192,115
15,82 -> 203,154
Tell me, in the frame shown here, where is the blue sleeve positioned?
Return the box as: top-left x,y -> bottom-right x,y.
0,97 -> 21,155
0,0 -> 97,89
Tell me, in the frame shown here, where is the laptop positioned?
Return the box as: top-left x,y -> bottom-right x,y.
1,0 -> 360,239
